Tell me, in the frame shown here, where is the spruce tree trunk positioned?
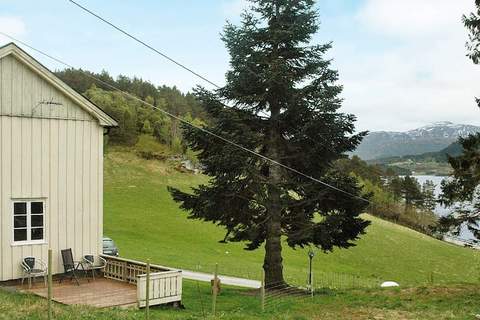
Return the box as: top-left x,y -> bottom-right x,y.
263,103 -> 286,288
263,204 -> 285,288
263,2 -> 286,285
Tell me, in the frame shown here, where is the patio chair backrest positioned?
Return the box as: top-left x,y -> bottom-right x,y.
83,254 -> 107,269
23,257 -> 35,270
61,249 -> 75,272
84,255 -> 94,264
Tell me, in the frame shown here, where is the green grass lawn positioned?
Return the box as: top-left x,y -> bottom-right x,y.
104,148 -> 480,287
2,145 -> 478,319
2,282 -> 480,319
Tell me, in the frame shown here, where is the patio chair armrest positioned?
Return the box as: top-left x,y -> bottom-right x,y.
36,259 -> 47,270
81,257 -> 93,265
99,256 -> 107,267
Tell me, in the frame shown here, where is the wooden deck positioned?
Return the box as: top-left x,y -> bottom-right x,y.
20,277 -> 137,308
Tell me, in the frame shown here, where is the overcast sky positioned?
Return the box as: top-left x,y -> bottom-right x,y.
0,0 -> 479,132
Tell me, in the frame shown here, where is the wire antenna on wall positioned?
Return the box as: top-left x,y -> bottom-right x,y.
32,99 -> 63,115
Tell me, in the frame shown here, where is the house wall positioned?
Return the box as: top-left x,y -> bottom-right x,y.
0,54 -> 104,281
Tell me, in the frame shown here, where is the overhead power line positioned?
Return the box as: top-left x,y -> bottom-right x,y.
66,1 -> 370,203
0,32 -> 369,204
68,0 -> 221,89
68,0 -> 351,162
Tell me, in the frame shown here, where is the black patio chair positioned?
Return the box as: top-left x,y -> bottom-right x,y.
59,249 -> 83,285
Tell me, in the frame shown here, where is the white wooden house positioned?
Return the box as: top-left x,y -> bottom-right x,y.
0,42 -> 118,281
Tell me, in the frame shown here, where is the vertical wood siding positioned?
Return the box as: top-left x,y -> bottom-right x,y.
0,54 -> 104,280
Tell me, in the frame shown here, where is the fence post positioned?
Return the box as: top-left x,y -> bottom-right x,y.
260,269 -> 265,312
212,263 -> 219,316
145,259 -> 150,320
48,249 -> 53,320
311,268 -> 314,298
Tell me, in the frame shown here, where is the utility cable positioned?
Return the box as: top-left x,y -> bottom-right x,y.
0,32 -> 369,203
69,0 -> 221,89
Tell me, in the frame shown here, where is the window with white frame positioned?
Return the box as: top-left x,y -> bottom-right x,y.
13,200 -> 45,244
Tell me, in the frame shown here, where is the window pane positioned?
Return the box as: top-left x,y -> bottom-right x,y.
31,228 -> 43,240
14,229 -> 27,242
31,202 -> 44,214
13,202 -> 27,215
14,216 -> 27,228
31,215 -> 43,227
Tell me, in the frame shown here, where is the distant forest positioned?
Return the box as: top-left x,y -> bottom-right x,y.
335,156 -> 438,235
56,68 -> 438,235
55,68 -> 206,153
371,142 -> 464,164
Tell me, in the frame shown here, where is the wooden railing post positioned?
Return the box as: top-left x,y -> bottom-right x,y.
145,259 -> 150,320
48,249 -> 53,320
123,261 -> 128,282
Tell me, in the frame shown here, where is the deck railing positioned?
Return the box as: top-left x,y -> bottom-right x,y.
101,255 -> 171,284
100,255 -> 182,307
137,270 -> 182,307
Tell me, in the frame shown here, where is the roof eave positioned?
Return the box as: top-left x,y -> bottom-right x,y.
0,42 -> 118,127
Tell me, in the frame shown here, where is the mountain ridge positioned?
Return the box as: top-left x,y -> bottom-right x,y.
354,121 -> 480,160
369,141 -> 463,165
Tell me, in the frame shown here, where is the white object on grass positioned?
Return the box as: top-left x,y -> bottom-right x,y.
380,281 -> 399,288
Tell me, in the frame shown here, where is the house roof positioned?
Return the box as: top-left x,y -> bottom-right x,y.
0,42 -> 118,127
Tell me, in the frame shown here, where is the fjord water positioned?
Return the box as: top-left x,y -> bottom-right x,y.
414,175 -> 473,241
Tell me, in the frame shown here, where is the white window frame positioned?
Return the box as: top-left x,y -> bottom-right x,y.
11,198 -> 47,246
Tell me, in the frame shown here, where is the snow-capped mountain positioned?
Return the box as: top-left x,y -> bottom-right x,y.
407,121 -> 480,139
354,121 -> 480,160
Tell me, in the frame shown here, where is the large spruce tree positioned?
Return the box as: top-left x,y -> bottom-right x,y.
169,0 -> 369,287
438,0 -> 480,239
465,0 -> 480,63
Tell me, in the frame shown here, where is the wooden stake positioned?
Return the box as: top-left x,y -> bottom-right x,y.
311,268 -> 314,298
260,269 -> 265,312
145,259 -> 150,320
212,263 -> 218,316
47,249 -> 53,320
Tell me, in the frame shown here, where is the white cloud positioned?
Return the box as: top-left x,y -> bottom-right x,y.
357,0 -> 475,38
221,0 -> 249,20
334,0 -> 480,132
220,0 -> 480,132
0,16 -> 26,39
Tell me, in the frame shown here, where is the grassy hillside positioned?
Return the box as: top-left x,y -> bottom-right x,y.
104,145 -> 480,287
2,283 -> 480,319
